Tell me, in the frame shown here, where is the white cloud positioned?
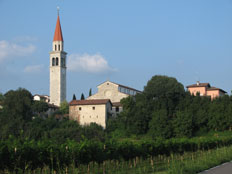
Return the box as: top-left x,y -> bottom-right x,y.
67,53 -> 116,73
24,64 -> 44,73
0,40 -> 36,62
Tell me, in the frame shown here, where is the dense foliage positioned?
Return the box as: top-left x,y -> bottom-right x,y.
0,89 -> 104,142
107,75 -> 232,139
0,75 -> 232,172
0,135 -> 232,172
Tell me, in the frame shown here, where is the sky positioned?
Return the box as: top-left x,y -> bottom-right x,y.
0,0 -> 232,100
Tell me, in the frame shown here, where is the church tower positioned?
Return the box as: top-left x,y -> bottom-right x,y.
49,11 -> 67,106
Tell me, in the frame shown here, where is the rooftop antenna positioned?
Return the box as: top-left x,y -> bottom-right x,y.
57,6 -> 60,16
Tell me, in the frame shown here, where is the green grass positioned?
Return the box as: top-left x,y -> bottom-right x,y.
167,146 -> 232,174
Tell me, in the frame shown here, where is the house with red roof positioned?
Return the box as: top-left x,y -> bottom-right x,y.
186,81 -> 226,99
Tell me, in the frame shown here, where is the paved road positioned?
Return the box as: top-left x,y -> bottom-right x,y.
200,162 -> 232,174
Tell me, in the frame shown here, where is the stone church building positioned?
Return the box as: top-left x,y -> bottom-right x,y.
47,12 -> 141,128
69,81 -> 141,128
87,81 -> 141,115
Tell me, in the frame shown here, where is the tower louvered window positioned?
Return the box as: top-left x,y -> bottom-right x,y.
56,57 -> 59,66
52,58 -> 55,66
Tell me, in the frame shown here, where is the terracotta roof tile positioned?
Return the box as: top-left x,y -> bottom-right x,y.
186,83 -> 210,88
69,99 -> 111,106
207,87 -> 227,93
112,102 -> 122,107
53,15 -> 63,41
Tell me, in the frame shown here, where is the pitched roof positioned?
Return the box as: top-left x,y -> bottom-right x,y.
53,15 -> 63,41
207,87 -> 227,93
34,94 -> 49,98
112,102 -> 122,107
69,99 -> 112,106
186,82 -> 227,94
97,80 -> 142,93
186,83 -> 210,88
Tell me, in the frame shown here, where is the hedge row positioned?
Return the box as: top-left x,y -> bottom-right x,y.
1,136 -> 232,172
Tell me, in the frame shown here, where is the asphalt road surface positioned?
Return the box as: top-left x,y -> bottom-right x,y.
200,162 -> 232,174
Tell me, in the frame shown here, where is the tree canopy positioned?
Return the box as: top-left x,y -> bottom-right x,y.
3,88 -> 33,121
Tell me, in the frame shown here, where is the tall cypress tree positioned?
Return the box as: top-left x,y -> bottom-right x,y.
72,94 -> 76,100
81,93 -> 85,100
89,88 -> 92,97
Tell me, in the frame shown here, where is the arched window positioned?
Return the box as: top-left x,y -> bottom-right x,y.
58,44 -> 60,51
55,45 -> 57,51
52,58 -> 55,66
56,57 -> 59,66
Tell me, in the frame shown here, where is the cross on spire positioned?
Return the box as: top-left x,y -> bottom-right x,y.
57,6 -> 60,16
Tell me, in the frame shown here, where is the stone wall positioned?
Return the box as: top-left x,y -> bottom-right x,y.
88,81 -> 129,103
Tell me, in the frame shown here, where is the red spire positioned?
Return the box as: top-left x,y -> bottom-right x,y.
53,15 -> 63,41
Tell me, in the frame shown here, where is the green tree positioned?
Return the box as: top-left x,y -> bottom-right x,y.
0,88 -> 33,139
207,96 -> 232,131
81,93 -> 85,100
32,100 -> 49,114
144,75 -> 185,113
0,93 -> 4,102
3,88 -> 33,121
59,100 -> 69,114
172,110 -> 193,137
148,109 -> 172,139
72,94 -> 76,100
120,94 -> 150,134
89,88 -> 92,97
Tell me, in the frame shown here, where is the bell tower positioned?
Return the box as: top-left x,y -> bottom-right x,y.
49,9 -> 67,106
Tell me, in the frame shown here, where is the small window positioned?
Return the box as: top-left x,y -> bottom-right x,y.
56,57 -> 59,66
52,58 -> 55,66
97,115 -> 98,118
116,107 -> 119,112
92,107 -> 95,110
55,45 -> 57,51
79,107 -> 82,111
58,44 -> 60,51
107,83 -> 109,85
83,116 -> 84,118
90,116 -> 91,118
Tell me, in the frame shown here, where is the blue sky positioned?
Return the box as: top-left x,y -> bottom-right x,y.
0,0 -> 232,100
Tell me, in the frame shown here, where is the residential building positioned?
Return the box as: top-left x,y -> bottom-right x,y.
187,81 -> 226,99
33,94 -> 50,103
33,94 -> 58,116
69,99 -> 112,128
